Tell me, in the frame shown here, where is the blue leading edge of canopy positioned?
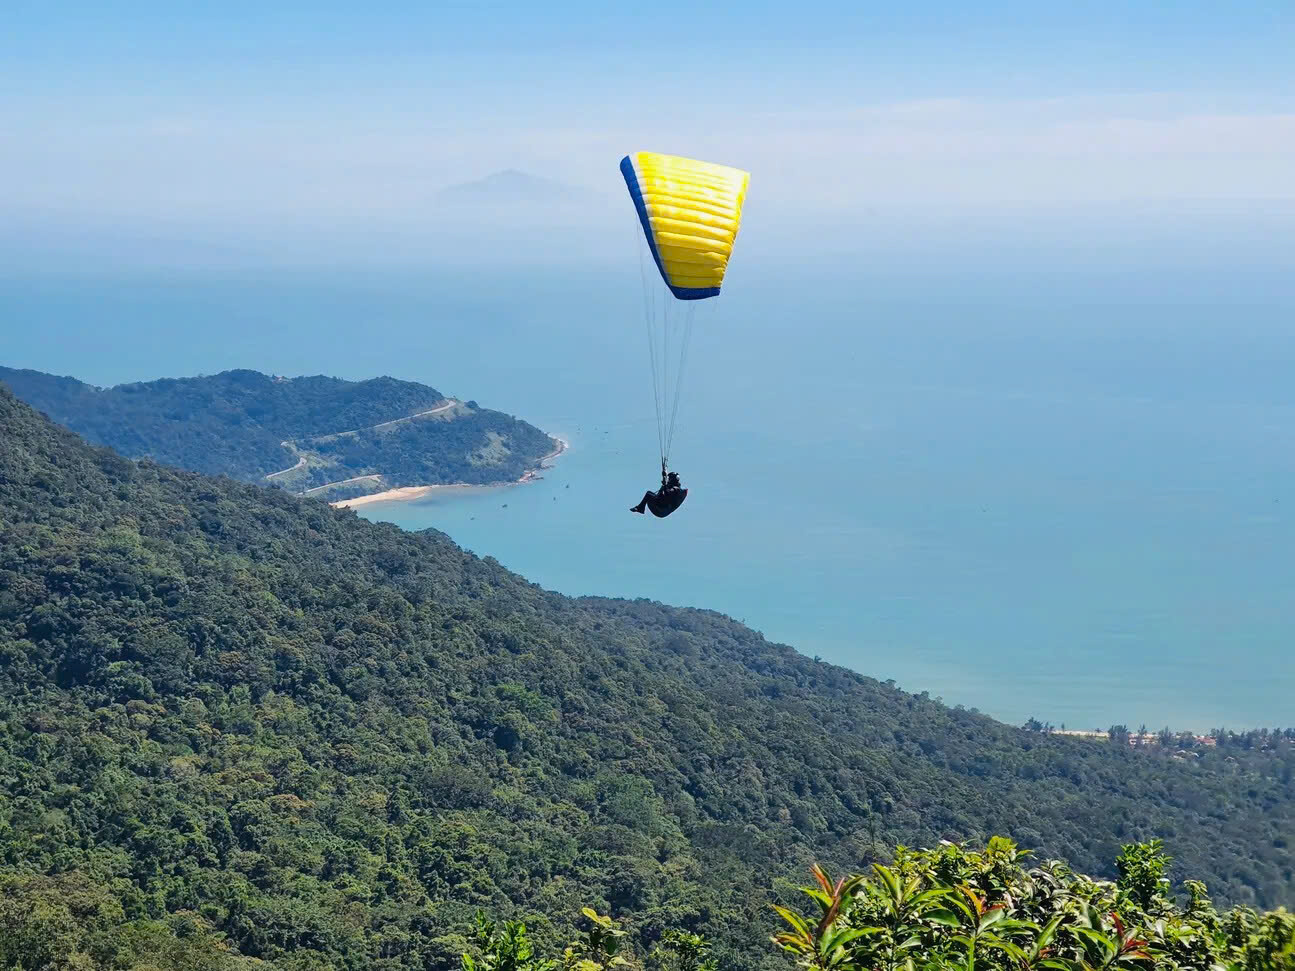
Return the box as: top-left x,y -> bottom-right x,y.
620,155 -> 721,301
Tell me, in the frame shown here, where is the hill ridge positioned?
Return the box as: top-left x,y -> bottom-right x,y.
0,366 -> 557,500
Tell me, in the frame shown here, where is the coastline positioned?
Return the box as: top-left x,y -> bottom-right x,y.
330,436 -> 568,510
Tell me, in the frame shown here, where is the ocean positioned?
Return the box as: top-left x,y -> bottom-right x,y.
3,255 -> 1292,731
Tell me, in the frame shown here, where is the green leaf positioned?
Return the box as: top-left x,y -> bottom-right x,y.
977,907 -> 1006,931
982,937 -> 1027,962
992,917 -> 1039,937
872,864 -> 902,900
772,905 -> 812,943
1073,927 -> 1115,956
823,926 -> 881,950
803,888 -> 835,909
927,910 -> 962,928
913,888 -> 954,908
1035,915 -> 1065,953
942,895 -> 975,922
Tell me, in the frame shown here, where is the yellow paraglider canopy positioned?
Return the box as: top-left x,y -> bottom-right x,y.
620,151 -> 750,300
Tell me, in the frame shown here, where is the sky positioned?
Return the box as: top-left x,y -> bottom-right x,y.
2,1 -> 1293,268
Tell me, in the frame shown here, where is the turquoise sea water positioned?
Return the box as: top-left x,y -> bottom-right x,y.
3,260 -> 1292,731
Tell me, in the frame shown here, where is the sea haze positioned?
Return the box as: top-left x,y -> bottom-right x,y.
3,221 -> 1292,732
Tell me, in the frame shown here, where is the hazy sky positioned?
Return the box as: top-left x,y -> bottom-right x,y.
3,1 -> 1293,265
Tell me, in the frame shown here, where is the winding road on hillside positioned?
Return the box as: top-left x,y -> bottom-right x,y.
264,454 -> 307,480
263,399 -> 460,480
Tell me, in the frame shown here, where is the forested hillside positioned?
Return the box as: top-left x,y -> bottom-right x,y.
1,386 -> 1292,971
0,366 -> 557,496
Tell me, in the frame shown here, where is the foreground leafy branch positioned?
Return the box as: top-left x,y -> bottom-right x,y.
466,840 -> 1295,971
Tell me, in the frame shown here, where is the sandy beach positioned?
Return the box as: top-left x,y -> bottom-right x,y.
331,436 -> 568,510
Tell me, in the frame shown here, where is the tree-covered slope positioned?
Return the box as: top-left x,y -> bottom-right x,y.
0,366 -> 557,495
0,387 -> 1292,971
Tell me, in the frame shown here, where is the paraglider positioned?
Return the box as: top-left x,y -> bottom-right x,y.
621,151 -> 749,519
631,468 -> 687,517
